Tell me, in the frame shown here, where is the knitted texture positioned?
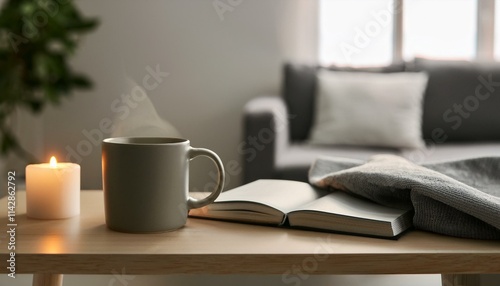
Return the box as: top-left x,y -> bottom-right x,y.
309,155 -> 500,239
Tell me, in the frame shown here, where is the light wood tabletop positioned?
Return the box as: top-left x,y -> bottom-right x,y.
1,191 -> 499,286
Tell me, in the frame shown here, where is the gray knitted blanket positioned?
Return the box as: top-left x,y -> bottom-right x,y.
309,154 -> 500,239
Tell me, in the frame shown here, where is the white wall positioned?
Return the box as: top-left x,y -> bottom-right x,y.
38,0 -> 318,191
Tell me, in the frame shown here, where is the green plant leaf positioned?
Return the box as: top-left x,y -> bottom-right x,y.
67,18 -> 99,32
0,129 -> 17,155
71,74 -> 92,89
0,0 -> 99,159
25,99 -> 44,113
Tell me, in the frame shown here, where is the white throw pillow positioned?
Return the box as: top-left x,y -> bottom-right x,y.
308,70 -> 428,149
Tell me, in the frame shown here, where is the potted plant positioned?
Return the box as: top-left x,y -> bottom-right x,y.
0,0 -> 98,163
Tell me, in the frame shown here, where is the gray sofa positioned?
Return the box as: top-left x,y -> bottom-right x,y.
242,59 -> 500,183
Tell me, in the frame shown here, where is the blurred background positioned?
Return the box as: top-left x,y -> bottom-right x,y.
2,0 -> 499,285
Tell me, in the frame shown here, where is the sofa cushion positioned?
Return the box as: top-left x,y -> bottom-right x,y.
401,142 -> 500,164
308,70 -> 428,149
282,62 -> 406,142
408,58 -> 500,142
274,142 -> 500,183
276,144 -> 399,169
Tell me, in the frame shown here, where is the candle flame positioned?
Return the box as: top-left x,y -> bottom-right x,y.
50,156 -> 57,167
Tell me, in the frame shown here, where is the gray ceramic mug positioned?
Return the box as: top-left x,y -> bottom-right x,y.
102,137 -> 225,233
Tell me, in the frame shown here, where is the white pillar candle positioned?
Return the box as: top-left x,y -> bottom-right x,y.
26,156 -> 80,219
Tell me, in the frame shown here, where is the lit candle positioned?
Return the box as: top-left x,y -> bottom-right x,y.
26,156 -> 80,219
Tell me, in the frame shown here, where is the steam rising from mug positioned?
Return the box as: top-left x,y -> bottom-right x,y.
112,76 -> 181,138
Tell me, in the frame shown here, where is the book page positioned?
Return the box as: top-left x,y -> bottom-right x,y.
289,191 -> 411,222
213,179 -> 327,213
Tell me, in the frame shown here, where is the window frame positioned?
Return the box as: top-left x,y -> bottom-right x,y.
320,0 -> 496,65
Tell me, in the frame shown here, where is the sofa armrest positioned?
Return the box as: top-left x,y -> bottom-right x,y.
241,96 -> 290,183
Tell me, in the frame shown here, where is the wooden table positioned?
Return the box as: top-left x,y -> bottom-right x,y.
1,191 -> 499,286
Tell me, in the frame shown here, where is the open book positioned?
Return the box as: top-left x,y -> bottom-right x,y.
189,179 -> 413,238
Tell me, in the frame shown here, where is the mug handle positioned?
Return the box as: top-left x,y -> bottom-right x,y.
187,147 -> 226,209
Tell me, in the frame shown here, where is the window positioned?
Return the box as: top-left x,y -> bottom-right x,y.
319,0 -> 393,66
403,0 -> 477,60
319,0 -> 496,66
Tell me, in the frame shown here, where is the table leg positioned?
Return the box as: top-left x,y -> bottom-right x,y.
32,274 -> 63,286
441,274 -> 480,286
